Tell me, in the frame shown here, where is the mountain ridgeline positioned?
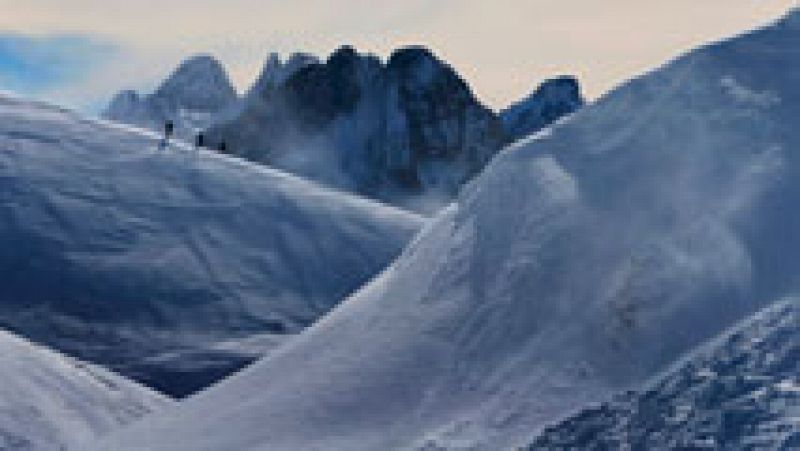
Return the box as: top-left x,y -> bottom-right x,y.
104,46 -> 584,212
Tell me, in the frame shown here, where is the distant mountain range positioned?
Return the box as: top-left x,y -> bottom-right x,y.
103,47 -> 583,212
104,55 -> 238,140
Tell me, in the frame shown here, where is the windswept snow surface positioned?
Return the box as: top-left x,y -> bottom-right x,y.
0,327 -> 172,450
103,9 -> 800,451
529,298 -> 799,449
0,94 -> 423,396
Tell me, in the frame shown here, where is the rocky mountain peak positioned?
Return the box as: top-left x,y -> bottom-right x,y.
248,52 -> 319,95
153,54 -> 237,111
500,74 -> 584,141
102,54 -> 238,138
105,47 -> 582,212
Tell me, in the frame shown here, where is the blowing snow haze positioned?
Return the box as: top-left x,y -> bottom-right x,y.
0,3 -> 798,451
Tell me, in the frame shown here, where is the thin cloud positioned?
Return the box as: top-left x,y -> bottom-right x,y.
0,32 -> 119,110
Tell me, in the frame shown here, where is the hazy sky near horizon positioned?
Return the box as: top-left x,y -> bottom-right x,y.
0,0 -> 796,112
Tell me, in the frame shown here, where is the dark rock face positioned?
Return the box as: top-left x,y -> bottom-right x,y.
206,46 -> 507,211
501,75 -> 584,142
281,46 -> 368,128
385,47 -> 502,189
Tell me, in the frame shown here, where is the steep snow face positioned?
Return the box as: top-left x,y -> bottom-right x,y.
206,46 -> 508,213
529,299 -> 799,450
500,76 -> 584,142
0,327 -> 172,450
101,9 -> 800,450
103,54 -> 238,139
0,94 -> 423,397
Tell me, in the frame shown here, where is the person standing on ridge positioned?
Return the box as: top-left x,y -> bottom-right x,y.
195,132 -> 205,149
160,120 -> 174,149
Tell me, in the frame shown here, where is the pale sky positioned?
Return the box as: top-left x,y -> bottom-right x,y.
0,0 -> 796,112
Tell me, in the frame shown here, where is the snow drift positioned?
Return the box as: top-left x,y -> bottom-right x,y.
0,94 -> 423,396
0,327 -> 171,450
104,8 -> 800,450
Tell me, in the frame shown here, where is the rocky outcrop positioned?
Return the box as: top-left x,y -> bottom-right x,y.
500,75 -> 584,142
205,46 -> 506,211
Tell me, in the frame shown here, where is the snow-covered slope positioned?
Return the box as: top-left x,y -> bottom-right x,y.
0,327 -> 172,450
101,8 -> 800,450
529,298 -> 799,450
103,54 -> 238,139
0,94 -> 423,396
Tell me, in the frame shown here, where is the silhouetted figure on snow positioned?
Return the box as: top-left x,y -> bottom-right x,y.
159,120 -> 175,149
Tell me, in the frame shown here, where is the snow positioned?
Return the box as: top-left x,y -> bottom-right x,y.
98,8 -> 800,450
0,327 -> 172,450
528,298 -> 799,449
0,94 -> 424,397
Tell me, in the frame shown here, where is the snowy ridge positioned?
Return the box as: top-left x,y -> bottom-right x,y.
0,327 -> 172,450
99,8 -> 800,450
0,93 -> 423,397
